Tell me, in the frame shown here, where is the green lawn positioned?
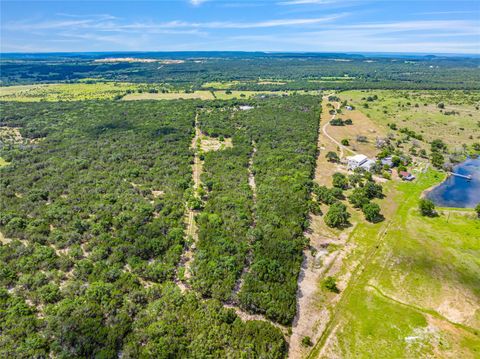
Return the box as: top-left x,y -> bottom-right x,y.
310,170 -> 480,358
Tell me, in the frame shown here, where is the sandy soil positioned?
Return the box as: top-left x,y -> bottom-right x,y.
176,114 -> 202,287
289,97 -> 358,358
327,105 -> 386,159
0,126 -> 24,144
199,134 -> 233,152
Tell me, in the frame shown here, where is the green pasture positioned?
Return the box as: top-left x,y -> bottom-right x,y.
310,170 -> 480,358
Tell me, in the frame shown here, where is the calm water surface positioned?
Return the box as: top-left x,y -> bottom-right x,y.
427,157 -> 480,208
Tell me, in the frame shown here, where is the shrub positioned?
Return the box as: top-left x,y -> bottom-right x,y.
362,202 -> 382,222
314,185 -> 338,205
323,276 -> 340,293
324,202 -> 350,228
332,173 -> 349,189
330,118 -> 344,126
419,199 -> 436,217
326,151 -> 340,163
341,138 -> 349,146
349,188 -> 370,208
301,336 -> 313,347
430,152 -> 445,169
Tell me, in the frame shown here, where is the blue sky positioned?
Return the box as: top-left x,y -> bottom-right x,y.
1,0 -> 479,54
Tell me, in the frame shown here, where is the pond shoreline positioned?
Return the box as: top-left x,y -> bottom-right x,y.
426,158 -> 480,208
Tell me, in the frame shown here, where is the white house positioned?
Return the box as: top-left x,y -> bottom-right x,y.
360,159 -> 376,171
347,154 -> 368,170
347,154 -> 375,171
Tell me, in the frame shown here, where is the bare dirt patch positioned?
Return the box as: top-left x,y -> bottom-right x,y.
199,134 -> 233,152
0,126 -> 23,144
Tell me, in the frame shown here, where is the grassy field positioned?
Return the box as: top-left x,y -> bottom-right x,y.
0,82 -> 140,101
123,90 -> 215,100
201,81 -> 242,89
309,170 -> 480,358
123,89 -> 307,100
0,83 -> 320,102
340,90 -> 480,149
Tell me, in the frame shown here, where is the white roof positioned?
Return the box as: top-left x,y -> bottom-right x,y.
360,159 -> 376,169
347,154 -> 368,163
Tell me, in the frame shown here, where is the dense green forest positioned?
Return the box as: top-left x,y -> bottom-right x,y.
236,97 -> 320,324
185,97 -> 321,324
1,52 -> 480,89
192,108 -> 253,301
0,99 -> 301,357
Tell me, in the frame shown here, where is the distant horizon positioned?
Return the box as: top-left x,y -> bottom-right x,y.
1,0 -> 479,54
2,50 -> 479,58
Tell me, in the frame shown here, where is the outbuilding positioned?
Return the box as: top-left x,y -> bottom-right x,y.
381,156 -> 393,167
399,171 -> 415,181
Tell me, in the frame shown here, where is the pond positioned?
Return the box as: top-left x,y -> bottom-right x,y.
427,157 -> 480,208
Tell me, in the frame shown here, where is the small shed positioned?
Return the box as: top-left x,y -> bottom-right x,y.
381,156 -> 393,167
399,171 -> 415,181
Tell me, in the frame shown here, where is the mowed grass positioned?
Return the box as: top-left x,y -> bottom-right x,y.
0,82 -> 139,101
340,90 -> 480,148
310,170 -> 480,358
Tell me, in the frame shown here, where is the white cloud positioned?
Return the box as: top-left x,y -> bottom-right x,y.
190,0 -> 209,5
3,14 -> 346,32
342,20 -> 478,32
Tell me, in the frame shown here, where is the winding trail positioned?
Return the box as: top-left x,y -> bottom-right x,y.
175,113 -> 202,291
321,98 -> 356,159
223,304 -> 289,334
